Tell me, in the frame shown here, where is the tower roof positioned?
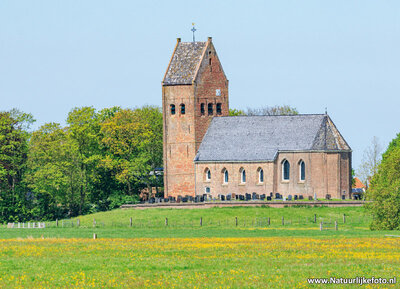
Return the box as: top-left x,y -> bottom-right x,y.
195,114 -> 351,162
162,40 -> 207,85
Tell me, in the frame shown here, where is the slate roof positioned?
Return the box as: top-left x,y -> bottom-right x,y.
163,41 -> 206,85
194,114 -> 351,162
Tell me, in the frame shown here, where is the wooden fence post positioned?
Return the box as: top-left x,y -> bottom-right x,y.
130,218 -> 132,227
93,233 -> 97,240
56,219 -> 58,227
165,217 -> 168,227
268,217 -> 270,226
93,218 -> 96,228
335,220 -> 338,231
343,214 -> 346,224
320,222 -> 323,231
77,219 -> 80,227
235,217 -> 238,227
200,217 -> 202,227
282,216 -> 284,226
314,214 -> 317,223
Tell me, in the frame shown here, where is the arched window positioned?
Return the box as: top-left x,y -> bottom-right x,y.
170,104 -> 175,115
208,103 -> 213,115
299,160 -> 305,181
205,168 -> 211,181
282,160 -> 290,181
200,103 -> 205,115
180,104 -> 185,115
222,168 -> 228,184
240,168 -> 246,183
216,103 -> 222,115
258,168 -> 264,183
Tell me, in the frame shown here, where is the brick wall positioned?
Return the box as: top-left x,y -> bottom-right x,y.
163,39 -> 229,198
196,152 -> 351,199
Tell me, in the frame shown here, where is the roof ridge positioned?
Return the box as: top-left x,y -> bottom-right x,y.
217,114 -> 326,118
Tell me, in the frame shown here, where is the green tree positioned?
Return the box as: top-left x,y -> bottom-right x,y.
0,109 -> 34,222
367,134 -> 400,230
100,106 -> 163,195
26,123 -> 79,218
229,105 -> 298,116
229,108 -> 246,116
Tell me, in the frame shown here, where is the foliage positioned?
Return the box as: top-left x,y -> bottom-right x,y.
367,134 -> 400,230
0,109 -> 35,222
228,108 -> 246,116
229,105 -> 298,116
100,106 -> 163,194
0,105 -> 162,221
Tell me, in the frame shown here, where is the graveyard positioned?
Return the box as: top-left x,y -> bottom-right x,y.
0,206 -> 399,288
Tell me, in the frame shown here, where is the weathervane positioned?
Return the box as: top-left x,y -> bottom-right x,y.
191,23 -> 197,43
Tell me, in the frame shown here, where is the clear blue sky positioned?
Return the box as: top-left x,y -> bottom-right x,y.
1,0 -> 399,170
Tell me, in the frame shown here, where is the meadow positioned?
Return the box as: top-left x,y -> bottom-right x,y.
1,206 -> 399,288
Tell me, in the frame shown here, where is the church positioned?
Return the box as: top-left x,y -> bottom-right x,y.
162,37 -> 352,200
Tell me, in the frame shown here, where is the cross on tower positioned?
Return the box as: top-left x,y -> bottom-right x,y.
191,23 -> 197,43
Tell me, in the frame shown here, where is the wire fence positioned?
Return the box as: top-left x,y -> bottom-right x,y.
4,214 -> 371,231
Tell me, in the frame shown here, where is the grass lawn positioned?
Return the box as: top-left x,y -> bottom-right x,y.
0,206 -> 399,288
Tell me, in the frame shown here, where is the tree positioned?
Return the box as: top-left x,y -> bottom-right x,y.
357,136 -> 382,187
229,108 -> 246,116
367,134 -> 400,230
26,123 -> 78,218
100,106 -> 163,195
229,105 -> 298,116
0,109 -> 35,222
245,105 -> 298,116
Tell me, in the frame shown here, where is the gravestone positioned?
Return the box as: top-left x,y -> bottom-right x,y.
226,195 -> 231,201
232,193 -> 236,199
266,196 -> 271,201
221,195 -> 225,201
294,195 -> 298,200
252,192 -> 257,200
239,195 -> 245,201
308,196 -> 313,201
325,194 -> 331,200
299,195 -> 304,200
246,193 -> 251,201
287,195 -> 292,201
182,197 -> 188,202
260,194 -> 266,200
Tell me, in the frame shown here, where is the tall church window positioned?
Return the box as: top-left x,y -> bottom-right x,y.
201,103 -> 205,115
205,168 -> 211,181
282,160 -> 290,181
299,160 -> 305,181
222,168 -> 228,184
180,104 -> 185,115
258,168 -> 264,183
216,103 -> 222,115
170,104 -> 175,115
208,103 -> 213,115
240,168 -> 246,183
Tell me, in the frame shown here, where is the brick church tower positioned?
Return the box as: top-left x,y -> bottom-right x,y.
162,37 -> 229,197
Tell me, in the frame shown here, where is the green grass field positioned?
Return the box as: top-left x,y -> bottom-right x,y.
1,206 -> 399,288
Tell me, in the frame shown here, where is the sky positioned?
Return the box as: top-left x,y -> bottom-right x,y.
1,0 -> 399,171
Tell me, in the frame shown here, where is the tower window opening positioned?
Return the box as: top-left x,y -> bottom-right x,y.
180,104 -> 185,115
216,103 -> 222,115
170,104 -> 175,115
201,103 -> 205,115
208,103 -> 213,115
